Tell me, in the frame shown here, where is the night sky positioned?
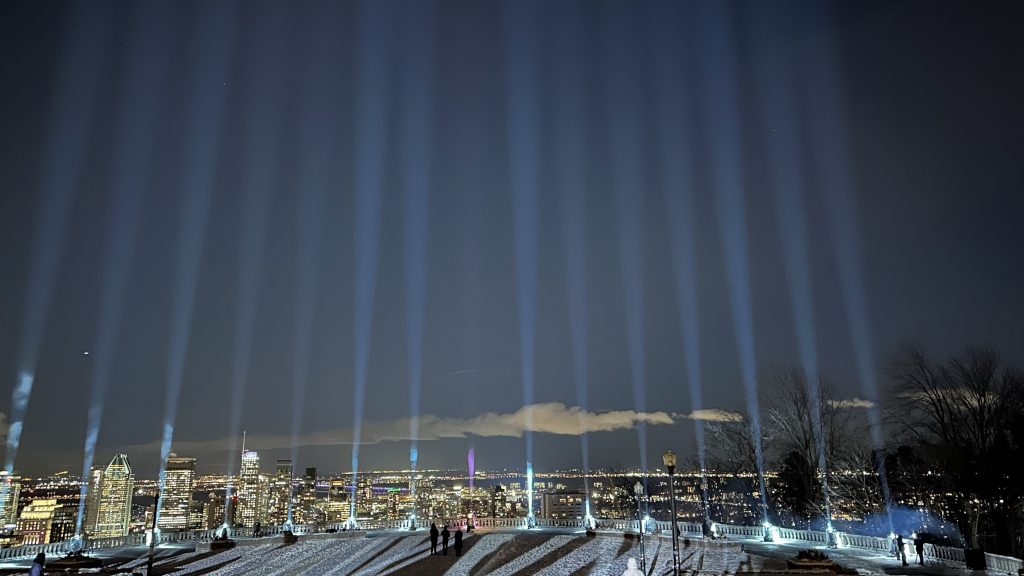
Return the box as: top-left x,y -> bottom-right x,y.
1,0 -> 1022,478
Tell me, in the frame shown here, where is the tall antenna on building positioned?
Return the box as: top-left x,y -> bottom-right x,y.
242,430 -> 246,455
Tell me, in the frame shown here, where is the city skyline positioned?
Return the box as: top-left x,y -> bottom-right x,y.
2,0 -> 1023,480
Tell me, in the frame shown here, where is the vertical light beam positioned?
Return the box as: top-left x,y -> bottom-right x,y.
158,1 -> 237,523
553,0 -> 592,503
224,0 -> 291,517
502,0 -> 541,519
602,3 -> 649,474
695,1 -> 770,517
287,2 -> 344,524
802,2 -> 894,527
652,0 -> 710,505
749,1 -> 832,524
75,0 -> 171,536
401,0 -> 436,481
3,2 -> 111,487
350,0 -> 393,522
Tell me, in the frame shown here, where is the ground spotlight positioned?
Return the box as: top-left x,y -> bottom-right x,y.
827,523 -> 840,548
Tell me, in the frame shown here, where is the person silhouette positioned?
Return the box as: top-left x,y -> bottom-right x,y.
454,528 -> 463,557
622,557 -> 644,576
914,535 -> 925,565
30,553 -> 45,576
441,525 -> 451,556
429,522 -> 439,555
896,535 -> 908,566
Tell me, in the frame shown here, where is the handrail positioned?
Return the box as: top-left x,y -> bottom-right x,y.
1,516 -> 1022,571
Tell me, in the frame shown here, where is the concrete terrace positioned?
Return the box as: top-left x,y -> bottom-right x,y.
1,526 -> 1018,576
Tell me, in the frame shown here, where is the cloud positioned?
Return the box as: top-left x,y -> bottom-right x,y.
131,403 -> 675,455
828,398 -> 875,409
681,408 -> 744,422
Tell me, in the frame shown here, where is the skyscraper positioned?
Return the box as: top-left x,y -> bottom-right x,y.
325,478 -> 349,523
267,459 -> 292,526
491,485 -> 509,518
0,471 -> 22,526
48,504 -> 78,543
187,500 -> 207,530
540,491 -> 586,519
158,454 -> 196,530
296,467 -> 321,525
16,499 -> 61,545
207,490 -> 233,530
237,450 -> 261,527
94,454 -> 134,538
83,467 -> 102,536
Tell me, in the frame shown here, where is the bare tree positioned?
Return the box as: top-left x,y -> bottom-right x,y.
888,346 -> 1024,553
758,367 -> 874,525
705,414 -> 762,478
703,369 -> 884,526
704,411 -> 767,522
828,441 -> 885,521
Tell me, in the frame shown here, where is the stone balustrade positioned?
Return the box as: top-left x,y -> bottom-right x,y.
1,516 -> 1021,574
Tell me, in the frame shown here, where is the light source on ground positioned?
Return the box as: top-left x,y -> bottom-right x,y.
526,462 -> 534,519
634,481 -> 647,571
827,522 -> 840,548
664,449 -> 681,575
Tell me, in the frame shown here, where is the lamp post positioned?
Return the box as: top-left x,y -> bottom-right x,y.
663,450 -> 681,576
146,491 -> 160,575
634,481 -> 646,571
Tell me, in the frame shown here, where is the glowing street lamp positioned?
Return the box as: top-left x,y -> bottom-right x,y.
663,450 -> 681,575
634,481 -> 646,571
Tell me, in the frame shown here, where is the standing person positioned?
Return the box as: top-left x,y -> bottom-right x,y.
914,535 -> 926,565
29,553 -> 45,576
441,524 -> 451,556
454,527 -> 464,557
429,522 -> 439,555
896,534 -> 908,566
